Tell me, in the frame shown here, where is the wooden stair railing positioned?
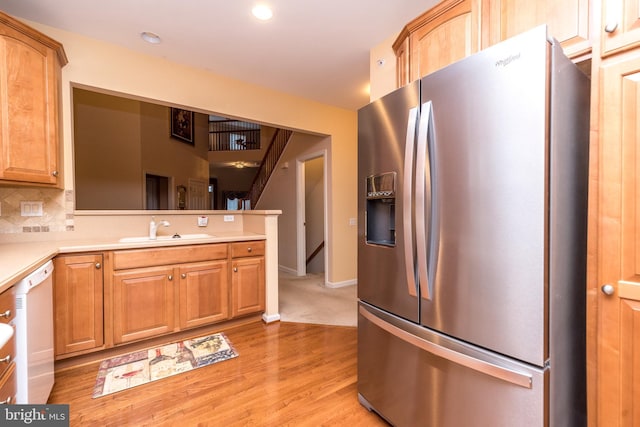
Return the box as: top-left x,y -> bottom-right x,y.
246,128 -> 293,208
306,241 -> 324,265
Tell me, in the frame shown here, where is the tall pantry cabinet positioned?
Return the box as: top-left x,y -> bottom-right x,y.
595,1 -> 640,424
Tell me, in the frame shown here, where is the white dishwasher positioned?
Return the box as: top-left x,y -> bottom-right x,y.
14,259 -> 55,404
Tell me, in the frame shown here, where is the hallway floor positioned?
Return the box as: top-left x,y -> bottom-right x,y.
278,271 -> 357,326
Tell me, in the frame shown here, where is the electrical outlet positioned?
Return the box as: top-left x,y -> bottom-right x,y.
224,215 -> 234,222
20,201 -> 44,217
349,218 -> 356,226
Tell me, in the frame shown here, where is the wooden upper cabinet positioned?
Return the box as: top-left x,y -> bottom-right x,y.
393,0 -> 481,87
482,0 -> 593,59
0,11 -> 67,186
601,0 -> 640,57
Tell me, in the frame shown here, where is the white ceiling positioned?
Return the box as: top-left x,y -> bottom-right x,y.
0,0 -> 438,110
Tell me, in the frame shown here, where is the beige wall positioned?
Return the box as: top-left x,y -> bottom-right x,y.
256,133 -> 330,275
369,32 -> 399,102
25,20 -> 357,285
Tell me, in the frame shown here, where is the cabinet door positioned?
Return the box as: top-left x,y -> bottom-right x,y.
409,0 -> 480,81
0,21 -> 62,185
113,266 -> 175,344
483,0 -> 592,59
178,260 -> 229,329
601,0 -> 640,57
0,286 -> 14,325
231,257 -> 265,318
596,50 -> 640,426
394,34 -> 411,87
0,362 -> 16,405
53,254 -> 104,356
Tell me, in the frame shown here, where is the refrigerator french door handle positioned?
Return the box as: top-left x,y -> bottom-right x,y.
360,306 -> 533,389
415,101 -> 432,300
403,107 -> 419,297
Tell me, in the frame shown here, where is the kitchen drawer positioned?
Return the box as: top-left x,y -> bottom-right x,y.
113,243 -> 228,270
0,362 -> 16,404
0,287 -> 15,324
230,241 -> 265,258
0,331 -> 14,380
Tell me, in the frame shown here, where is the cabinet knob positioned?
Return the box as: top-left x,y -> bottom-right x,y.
51,170 -> 59,177
0,396 -> 11,404
168,275 -> 173,281
181,273 -> 187,279
0,310 -> 10,319
247,247 -> 252,253
95,263 -> 102,269
602,284 -> 615,296
604,21 -> 618,33
0,354 -> 10,364
233,266 -> 238,272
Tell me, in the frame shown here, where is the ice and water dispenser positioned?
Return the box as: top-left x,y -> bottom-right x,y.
365,172 -> 396,246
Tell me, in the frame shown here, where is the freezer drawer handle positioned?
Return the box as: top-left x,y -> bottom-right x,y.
360,306 -> 533,389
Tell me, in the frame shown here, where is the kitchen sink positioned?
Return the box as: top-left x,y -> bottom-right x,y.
118,233 -> 214,243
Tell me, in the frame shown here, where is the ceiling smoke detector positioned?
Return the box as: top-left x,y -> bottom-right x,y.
140,32 -> 161,44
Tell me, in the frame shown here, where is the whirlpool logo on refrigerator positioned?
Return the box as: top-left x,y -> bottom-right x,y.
495,53 -> 521,67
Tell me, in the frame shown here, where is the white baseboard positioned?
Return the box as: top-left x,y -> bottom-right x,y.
262,313 -> 281,323
326,278 -> 357,289
278,265 -> 298,275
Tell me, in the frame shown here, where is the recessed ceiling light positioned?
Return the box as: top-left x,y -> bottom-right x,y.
252,4 -> 273,21
140,32 -> 161,44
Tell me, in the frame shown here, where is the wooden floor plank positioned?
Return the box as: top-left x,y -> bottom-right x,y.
48,321 -> 389,426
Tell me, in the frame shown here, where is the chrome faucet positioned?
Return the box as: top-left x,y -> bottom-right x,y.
149,216 -> 170,240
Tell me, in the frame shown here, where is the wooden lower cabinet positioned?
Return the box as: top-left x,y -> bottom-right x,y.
53,254 -> 104,357
231,241 -> 266,317
178,260 -> 229,329
0,363 -> 16,405
55,241 -> 265,355
0,286 -> 15,404
113,259 -> 235,344
113,266 -> 175,345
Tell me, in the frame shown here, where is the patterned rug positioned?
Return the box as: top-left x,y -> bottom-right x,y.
92,332 -> 238,398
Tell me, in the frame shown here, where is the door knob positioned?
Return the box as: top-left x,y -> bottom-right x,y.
601,284 -> 615,295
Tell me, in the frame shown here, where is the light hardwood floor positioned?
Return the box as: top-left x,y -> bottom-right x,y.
48,321 -> 389,426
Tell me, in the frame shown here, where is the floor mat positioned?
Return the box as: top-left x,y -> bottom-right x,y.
92,332 -> 237,398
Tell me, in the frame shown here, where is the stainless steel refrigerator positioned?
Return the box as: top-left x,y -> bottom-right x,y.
357,26 -> 589,426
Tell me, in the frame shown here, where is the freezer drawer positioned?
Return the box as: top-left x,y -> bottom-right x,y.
358,302 -> 547,427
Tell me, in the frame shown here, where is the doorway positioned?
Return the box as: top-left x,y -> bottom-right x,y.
296,151 -> 327,276
145,173 -> 170,209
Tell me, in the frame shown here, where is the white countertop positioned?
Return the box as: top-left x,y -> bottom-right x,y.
0,231 -> 265,293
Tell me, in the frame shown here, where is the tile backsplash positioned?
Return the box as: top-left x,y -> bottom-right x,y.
0,187 -> 73,234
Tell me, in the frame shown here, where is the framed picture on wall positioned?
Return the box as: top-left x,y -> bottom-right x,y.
170,108 -> 194,144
